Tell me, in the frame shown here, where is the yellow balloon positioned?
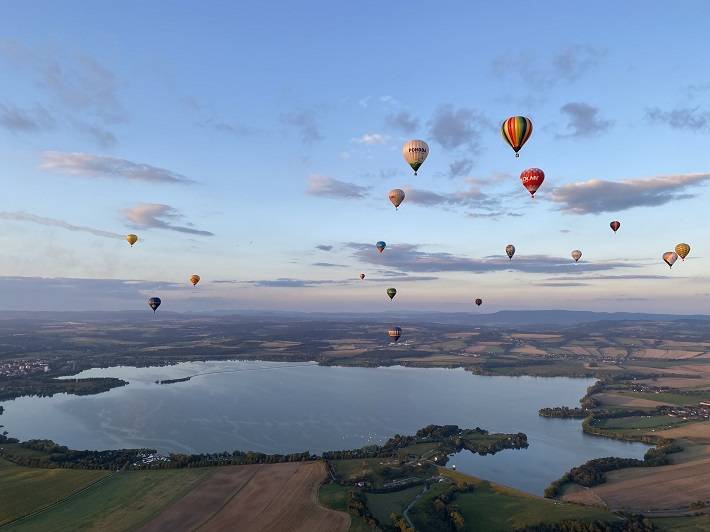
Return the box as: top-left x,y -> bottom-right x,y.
675,243 -> 690,261
190,274 -> 201,287
126,234 -> 138,247
402,140 -> 429,175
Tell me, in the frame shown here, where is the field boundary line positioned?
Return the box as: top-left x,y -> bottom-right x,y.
193,465 -> 263,531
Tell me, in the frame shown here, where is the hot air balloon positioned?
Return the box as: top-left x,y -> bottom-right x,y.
520,168 -> 545,198
126,234 -> 138,247
388,326 -> 402,343
376,241 -> 386,253
388,188 -> 405,210
506,244 -> 515,260
148,297 -> 161,313
663,251 -> 678,268
675,243 -> 690,261
386,288 -> 397,301
360,273 -> 365,280
610,221 -> 621,233
190,274 -> 200,287
474,298 -> 483,307
571,250 -> 582,262
402,140 -> 429,175
501,116 -> 533,157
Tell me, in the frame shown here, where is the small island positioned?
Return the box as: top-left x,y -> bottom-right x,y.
155,376 -> 191,385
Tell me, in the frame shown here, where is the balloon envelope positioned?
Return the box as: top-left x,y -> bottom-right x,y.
126,234 -> 138,246
571,250 -> 582,262
386,288 -> 397,300
388,188 -> 405,209
148,297 -> 161,312
501,116 -> 533,156
190,274 -> 200,287
663,251 -> 679,268
610,221 -> 621,233
376,241 -> 386,253
505,244 -> 515,260
520,168 -> 545,197
388,326 -> 402,343
474,298 -> 483,306
360,273 -> 365,280
675,243 -> 690,260
402,140 -> 429,175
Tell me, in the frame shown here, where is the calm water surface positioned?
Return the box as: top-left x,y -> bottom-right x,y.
0,360 -> 650,495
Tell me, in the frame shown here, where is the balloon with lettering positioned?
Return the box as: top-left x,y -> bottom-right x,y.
388,188 -> 405,210
376,241 -> 386,253
571,250 -> 582,262
520,168 -> 545,198
501,116 -> 533,157
126,234 -> 138,247
386,288 -> 397,301
388,326 -> 402,343
610,221 -> 620,233
402,140 -> 429,175
506,244 -> 515,260
148,297 -> 161,313
190,274 -> 200,287
663,251 -> 678,268
675,243 -> 690,261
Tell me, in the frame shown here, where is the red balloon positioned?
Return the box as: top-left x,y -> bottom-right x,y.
520,168 -> 545,197
610,220 -> 620,233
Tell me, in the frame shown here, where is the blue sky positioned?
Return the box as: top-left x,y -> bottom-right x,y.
1,1 -> 709,312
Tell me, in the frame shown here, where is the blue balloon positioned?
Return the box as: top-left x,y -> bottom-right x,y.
376,241 -> 386,252
148,297 -> 161,312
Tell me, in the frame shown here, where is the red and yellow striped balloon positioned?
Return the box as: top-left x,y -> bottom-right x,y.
501,116 -> 533,157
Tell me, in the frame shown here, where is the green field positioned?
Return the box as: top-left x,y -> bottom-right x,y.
5,468 -> 213,531
594,415 -> 688,430
622,391 -> 710,406
409,471 -> 616,532
365,485 -> 422,525
0,458 -> 108,526
653,515 -> 710,531
318,483 -> 370,532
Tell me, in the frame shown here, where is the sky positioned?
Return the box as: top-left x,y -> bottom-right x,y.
1,1 -> 710,313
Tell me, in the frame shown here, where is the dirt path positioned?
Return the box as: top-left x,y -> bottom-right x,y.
139,462 -> 348,532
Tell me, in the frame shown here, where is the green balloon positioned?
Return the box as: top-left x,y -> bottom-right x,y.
386,288 -> 397,300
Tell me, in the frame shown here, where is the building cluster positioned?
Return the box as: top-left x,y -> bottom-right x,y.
131,451 -> 171,467
660,402 -> 710,421
0,359 -> 49,378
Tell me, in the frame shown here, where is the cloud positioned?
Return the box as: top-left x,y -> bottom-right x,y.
492,45 -> 602,88
534,282 -> 589,287
404,181 -> 502,215
448,158 -> 474,178
306,175 -> 369,199
428,105 -> 486,150
70,121 -> 117,147
122,203 -> 213,236
353,133 -> 388,145
315,244 -> 333,252
347,242 -> 636,274
280,110 -> 322,143
551,173 -> 710,214
197,118 -> 254,137
386,111 -> 419,134
646,107 -> 710,131
246,278 -> 347,288
0,211 -> 122,239
0,102 -> 55,132
312,262 -> 348,268
557,102 -> 613,138
40,151 -> 194,185
550,274 -> 673,281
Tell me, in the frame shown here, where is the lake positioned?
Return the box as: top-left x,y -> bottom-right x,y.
0,360 -> 650,495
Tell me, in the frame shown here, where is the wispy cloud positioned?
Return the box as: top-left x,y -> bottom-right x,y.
197,118 -> 254,137
122,203 -> 213,236
448,158 -> 474,178
315,244 -> 333,252
403,180 -> 503,216
245,278 -> 348,288
312,262 -> 348,268
0,102 -> 55,133
40,151 -> 194,185
347,243 -> 636,274
306,175 -> 369,199
385,111 -> 419,134
646,106 -> 710,131
353,133 -> 389,145
557,102 -> 613,138
428,105 -> 486,151
0,211 -> 122,239
551,173 -> 710,214
280,110 -> 322,143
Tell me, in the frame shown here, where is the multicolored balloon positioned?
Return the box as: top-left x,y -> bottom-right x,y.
571,250 -> 582,262
402,140 -> 429,175
675,243 -> 690,261
506,244 -> 515,260
663,251 -> 678,268
474,298 -> 483,307
360,273 -> 365,280
388,188 -> 405,210
126,234 -> 138,247
376,241 -> 386,253
190,274 -> 200,287
148,297 -> 161,313
386,288 -> 397,300
388,326 -> 402,343
520,168 -> 545,198
501,116 -> 533,157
